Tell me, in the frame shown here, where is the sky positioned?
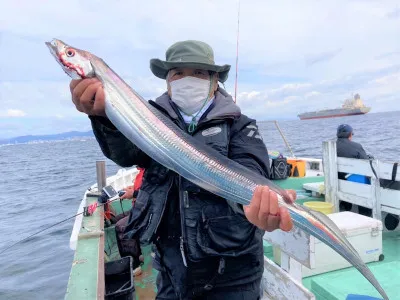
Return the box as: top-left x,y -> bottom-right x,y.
0,0 -> 399,139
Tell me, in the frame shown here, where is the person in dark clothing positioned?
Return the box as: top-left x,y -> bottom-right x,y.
336,124 -> 372,215
336,124 -> 370,181
68,40 -> 296,300
114,167 -> 146,274
336,124 -> 369,160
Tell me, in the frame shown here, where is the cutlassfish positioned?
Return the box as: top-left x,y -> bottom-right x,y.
46,39 -> 388,300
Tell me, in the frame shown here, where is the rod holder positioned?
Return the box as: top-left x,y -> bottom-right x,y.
96,160 -> 106,193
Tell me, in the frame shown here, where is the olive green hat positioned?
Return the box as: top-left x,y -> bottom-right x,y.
150,40 -> 231,83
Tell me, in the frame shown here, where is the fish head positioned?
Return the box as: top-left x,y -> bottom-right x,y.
45,39 -> 94,79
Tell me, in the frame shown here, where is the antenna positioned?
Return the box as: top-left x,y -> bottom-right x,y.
234,0 -> 240,103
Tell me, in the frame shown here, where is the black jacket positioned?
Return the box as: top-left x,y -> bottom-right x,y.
337,137 -> 368,159
89,88 -> 270,275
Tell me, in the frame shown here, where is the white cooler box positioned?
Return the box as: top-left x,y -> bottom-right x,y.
302,211 -> 383,277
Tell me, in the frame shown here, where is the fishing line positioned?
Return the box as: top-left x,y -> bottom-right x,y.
0,194 -> 121,255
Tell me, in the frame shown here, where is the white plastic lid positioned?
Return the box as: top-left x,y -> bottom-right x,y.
327,211 -> 382,237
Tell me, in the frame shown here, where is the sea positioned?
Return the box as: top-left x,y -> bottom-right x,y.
0,111 -> 398,300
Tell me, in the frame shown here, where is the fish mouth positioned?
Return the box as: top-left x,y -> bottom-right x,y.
45,39 -> 75,73
45,39 -> 59,58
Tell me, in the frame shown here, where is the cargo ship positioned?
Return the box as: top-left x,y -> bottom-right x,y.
298,94 -> 371,120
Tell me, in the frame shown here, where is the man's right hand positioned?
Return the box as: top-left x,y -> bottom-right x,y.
70,78 -> 106,116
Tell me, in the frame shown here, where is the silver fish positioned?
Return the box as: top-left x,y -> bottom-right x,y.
46,39 -> 388,300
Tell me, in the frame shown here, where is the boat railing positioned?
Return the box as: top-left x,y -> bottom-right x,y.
262,228 -> 316,299
66,163 -> 141,299
69,164 -> 139,250
322,140 -> 400,229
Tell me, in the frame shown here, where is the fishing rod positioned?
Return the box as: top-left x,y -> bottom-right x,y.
0,191 -> 125,255
273,120 -> 296,158
234,0 -> 240,103
232,3 -> 295,159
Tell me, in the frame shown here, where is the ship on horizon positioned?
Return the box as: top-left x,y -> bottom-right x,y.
298,94 -> 371,120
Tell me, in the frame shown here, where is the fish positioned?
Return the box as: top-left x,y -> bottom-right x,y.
45,38 -> 388,300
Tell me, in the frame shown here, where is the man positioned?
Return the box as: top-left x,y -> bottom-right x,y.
69,40 -> 295,299
119,167 -> 145,201
114,167 -> 146,274
336,124 -> 372,214
336,124 -> 369,160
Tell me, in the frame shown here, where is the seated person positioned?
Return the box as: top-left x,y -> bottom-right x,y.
336,124 -> 369,160
336,124 -> 372,214
336,124 -> 373,181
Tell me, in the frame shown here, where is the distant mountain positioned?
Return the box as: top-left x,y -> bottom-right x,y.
0,130 -> 94,145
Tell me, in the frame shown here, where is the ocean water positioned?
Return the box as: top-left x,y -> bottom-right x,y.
258,111 -> 400,161
0,111 -> 398,299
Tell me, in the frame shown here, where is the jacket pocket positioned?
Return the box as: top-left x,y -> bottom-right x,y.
193,205 -> 259,258
185,218 -> 200,261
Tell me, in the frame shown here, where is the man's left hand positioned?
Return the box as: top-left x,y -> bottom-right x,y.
120,186 -> 135,199
244,186 -> 295,232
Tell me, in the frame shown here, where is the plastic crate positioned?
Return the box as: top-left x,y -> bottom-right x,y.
105,256 -> 135,300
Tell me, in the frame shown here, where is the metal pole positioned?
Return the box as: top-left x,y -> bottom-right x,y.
96,160 -> 106,192
274,121 -> 296,158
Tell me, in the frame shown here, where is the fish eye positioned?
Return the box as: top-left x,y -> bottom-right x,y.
66,48 -> 75,57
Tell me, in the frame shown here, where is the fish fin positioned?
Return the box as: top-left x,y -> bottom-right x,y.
297,203 -> 388,300
299,204 -> 362,260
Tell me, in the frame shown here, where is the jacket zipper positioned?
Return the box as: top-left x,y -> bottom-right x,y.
147,103 -> 231,263
179,176 -> 188,267
180,236 -> 188,267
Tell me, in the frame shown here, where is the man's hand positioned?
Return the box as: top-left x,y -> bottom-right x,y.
120,186 -> 135,200
70,78 -> 106,116
244,186 -> 295,232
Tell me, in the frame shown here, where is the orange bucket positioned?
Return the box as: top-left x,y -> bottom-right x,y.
287,159 -> 306,177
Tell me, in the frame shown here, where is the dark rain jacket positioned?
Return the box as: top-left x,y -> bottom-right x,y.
337,137 -> 370,180
336,137 -> 368,159
89,88 -> 271,291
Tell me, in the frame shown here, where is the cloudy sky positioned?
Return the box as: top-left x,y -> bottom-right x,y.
0,0 -> 399,138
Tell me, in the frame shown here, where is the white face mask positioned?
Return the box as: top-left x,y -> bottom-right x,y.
169,76 -> 211,115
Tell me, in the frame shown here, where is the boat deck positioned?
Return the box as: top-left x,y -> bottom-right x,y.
262,218 -> 400,300
66,175 -> 398,299
104,176 -> 329,299
105,201 -> 158,300
303,231 -> 400,300
105,226 -> 157,300
268,177 -> 400,299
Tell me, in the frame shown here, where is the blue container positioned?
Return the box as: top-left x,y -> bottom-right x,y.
347,174 -> 370,184
346,294 -> 382,300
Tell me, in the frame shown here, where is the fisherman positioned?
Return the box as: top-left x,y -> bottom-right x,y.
336,124 -> 373,215
69,40 -> 296,299
336,124 -> 370,160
